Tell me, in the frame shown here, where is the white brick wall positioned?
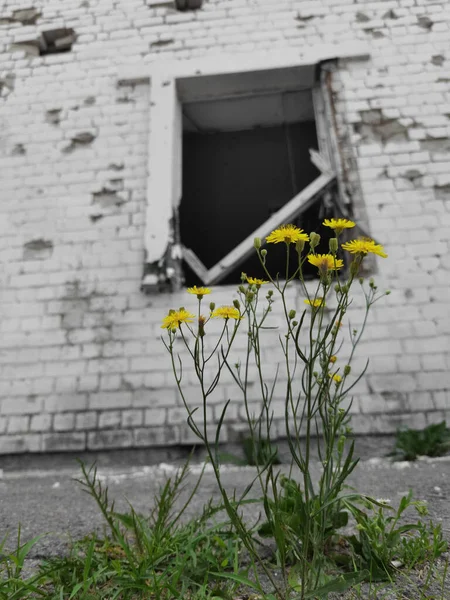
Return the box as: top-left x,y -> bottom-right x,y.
0,0 -> 449,453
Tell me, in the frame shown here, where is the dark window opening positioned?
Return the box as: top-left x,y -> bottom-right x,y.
175,0 -> 203,10
180,91 -> 338,286
40,28 -> 76,55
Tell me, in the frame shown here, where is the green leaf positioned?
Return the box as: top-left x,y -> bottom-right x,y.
257,521 -> 273,537
301,570 -> 370,598
210,571 -> 263,594
332,510 -> 349,529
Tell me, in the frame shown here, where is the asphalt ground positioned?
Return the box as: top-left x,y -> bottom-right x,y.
0,436 -> 449,598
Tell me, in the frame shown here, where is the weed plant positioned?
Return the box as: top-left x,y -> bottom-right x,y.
161,220 -> 448,598
388,422 -> 450,461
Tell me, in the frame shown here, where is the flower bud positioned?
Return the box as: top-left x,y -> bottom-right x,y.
334,284 -> 341,293
240,272 -> 247,282
385,290 -> 391,295
329,237 -> 338,255
295,239 -> 305,254
261,249 -> 267,259
359,277 -> 364,285
329,355 -> 337,364
209,302 -> 215,311
198,315 -> 206,337
292,320 -> 298,327
239,285 -> 246,293
233,299 -> 240,309
309,232 -> 321,250
253,237 -> 261,250
289,309 -> 296,320
344,365 -> 351,376
246,292 -> 254,302
337,434 -> 346,454
350,260 -> 360,277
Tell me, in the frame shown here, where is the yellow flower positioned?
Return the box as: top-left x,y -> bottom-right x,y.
187,286 -> 211,297
266,224 -> 309,245
330,373 -> 342,383
304,298 -> 325,308
323,218 -> 356,234
329,355 -> 337,364
246,276 -> 269,286
341,238 -> 388,258
161,308 -> 195,330
211,306 -> 243,320
307,254 -> 344,273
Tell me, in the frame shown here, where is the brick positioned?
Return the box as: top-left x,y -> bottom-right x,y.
53,412 -> 76,431
134,426 -> 179,447
87,429 -> 133,450
144,408 -> 167,426
42,432 -> 86,452
367,374 -> 417,393
407,392 -> 434,412
98,410 -> 122,428
75,411 -> 98,430
78,375 -> 99,392
7,415 -> 30,434
1,395 -> 43,415
403,336 -> 449,354
132,388 -> 176,407
417,371 -> 450,391
433,391 -> 450,410
121,409 -> 144,427
44,394 -> 88,412
30,414 -> 52,432
89,392 -> 133,409
0,434 -> 41,454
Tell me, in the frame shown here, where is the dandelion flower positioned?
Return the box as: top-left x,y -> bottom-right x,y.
323,218 -> 356,234
266,224 -> 309,245
330,373 -> 342,383
246,276 -> 269,286
187,286 -> 211,297
211,306 -> 243,320
161,308 -> 195,330
341,238 -> 388,258
304,298 -> 325,308
307,254 -> 344,274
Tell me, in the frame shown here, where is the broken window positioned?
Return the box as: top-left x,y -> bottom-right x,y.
146,0 -> 203,9
10,28 -> 77,57
179,90 -> 340,286
40,28 -> 76,55
118,51 -> 371,293
175,0 -> 203,9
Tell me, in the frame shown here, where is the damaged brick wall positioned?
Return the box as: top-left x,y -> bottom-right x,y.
0,0 -> 449,453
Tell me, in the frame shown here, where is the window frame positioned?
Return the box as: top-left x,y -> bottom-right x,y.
118,43 -> 370,290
